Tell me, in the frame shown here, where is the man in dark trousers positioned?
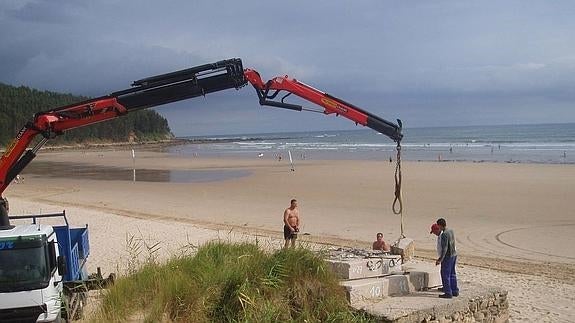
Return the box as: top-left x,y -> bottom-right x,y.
435,218 -> 459,298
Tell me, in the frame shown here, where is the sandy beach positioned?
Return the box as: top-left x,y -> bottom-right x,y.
5,148 -> 575,322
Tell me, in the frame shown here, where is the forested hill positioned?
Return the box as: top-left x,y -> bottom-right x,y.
0,82 -> 172,147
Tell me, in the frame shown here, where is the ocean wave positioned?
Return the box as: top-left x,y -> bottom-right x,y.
234,142 -> 278,146
202,141 -> 575,152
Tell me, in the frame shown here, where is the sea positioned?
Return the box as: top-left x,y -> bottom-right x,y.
170,123 -> 575,164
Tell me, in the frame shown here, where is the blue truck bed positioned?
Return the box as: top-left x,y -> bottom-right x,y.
54,225 -> 90,282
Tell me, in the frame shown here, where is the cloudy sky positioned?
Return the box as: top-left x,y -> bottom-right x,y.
1,1 -> 574,136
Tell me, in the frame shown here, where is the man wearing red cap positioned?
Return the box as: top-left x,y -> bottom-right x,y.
434,218 -> 459,298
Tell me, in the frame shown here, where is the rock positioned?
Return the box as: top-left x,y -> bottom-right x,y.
391,237 -> 415,262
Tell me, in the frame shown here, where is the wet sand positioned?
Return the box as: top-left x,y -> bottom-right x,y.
5,148 -> 575,321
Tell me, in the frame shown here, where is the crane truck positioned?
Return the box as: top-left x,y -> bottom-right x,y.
0,58 -> 402,322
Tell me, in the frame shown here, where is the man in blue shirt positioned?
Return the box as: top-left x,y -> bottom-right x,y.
435,218 -> 459,298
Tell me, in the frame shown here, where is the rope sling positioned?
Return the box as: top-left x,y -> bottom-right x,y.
392,142 -> 405,239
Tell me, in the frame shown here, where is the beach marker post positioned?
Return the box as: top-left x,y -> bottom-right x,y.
131,148 -> 136,182
288,150 -> 295,171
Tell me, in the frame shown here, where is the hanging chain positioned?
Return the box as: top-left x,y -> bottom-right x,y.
392,142 -> 405,238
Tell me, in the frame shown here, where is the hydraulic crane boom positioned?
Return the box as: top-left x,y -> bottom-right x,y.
0,58 -> 246,198
243,69 -> 403,143
1,58 -> 403,228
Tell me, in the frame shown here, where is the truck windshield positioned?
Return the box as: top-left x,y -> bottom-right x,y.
0,245 -> 50,292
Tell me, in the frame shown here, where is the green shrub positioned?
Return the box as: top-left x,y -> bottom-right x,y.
91,242 -> 373,322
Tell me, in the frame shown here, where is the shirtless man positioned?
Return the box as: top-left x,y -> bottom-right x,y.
372,232 -> 391,252
283,199 -> 300,249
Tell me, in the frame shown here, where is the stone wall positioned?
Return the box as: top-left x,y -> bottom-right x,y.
369,285 -> 509,323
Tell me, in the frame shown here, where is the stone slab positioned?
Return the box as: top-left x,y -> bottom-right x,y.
326,255 -> 403,280
403,262 -> 442,290
340,264 -> 443,303
391,237 -> 415,262
384,274 -> 412,296
340,273 -> 422,302
340,277 -> 390,306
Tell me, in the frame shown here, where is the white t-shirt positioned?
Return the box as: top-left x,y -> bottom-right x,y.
436,232 -> 443,258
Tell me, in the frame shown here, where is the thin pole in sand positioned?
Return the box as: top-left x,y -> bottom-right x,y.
131,148 -> 136,182
288,150 -> 295,171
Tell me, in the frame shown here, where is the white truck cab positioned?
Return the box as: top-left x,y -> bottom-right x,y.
0,224 -> 65,322
0,210 -> 106,323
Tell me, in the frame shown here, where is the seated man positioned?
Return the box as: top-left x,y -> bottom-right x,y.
372,232 -> 391,252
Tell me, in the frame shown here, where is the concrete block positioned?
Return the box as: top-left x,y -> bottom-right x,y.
340,273 -> 419,301
340,277 -> 389,305
408,271 -> 429,291
403,261 -> 442,290
384,274 -> 412,296
340,273 -> 418,304
427,269 -> 442,289
391,237 -> 415,261
408,270 -> 442,290
326,255 -> 402,280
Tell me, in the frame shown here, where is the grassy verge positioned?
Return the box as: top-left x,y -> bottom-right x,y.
90,241 -> 373,322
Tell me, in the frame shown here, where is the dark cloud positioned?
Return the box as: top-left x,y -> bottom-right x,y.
5,0 -> 83,24
1,1 -> 574,135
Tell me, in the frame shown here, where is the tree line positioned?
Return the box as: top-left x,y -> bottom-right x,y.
0,83 -> 172,147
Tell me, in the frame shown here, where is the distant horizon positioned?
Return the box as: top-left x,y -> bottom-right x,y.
171,122 -> 575,164
178,121 -> 575,138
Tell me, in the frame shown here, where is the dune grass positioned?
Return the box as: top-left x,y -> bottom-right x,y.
90,241 -> 373,322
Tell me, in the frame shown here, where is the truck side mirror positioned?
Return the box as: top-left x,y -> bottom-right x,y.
48,242 -> 57,272
57,255 -> 67,276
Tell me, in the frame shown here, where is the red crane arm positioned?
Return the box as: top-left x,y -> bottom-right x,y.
0,98 -> 129,195
0,59 -> 246,196
244,69 -> 403,143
